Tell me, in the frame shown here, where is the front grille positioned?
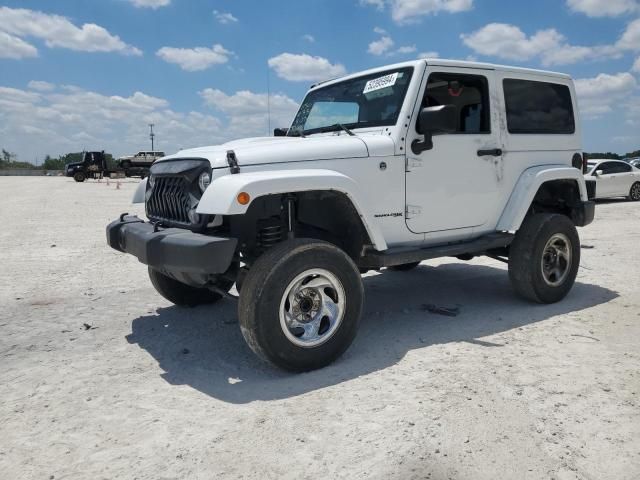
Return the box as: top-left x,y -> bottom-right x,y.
145,158 -> 210,229
146,176 -> 193,225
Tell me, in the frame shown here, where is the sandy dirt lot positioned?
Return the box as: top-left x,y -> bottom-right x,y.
0,176 -> 638,480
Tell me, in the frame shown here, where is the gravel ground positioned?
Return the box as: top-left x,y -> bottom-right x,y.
1,176 -> 639,480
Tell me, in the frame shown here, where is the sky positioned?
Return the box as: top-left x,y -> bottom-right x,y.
0,0 -> 639,163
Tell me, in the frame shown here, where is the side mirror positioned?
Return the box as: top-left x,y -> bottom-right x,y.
274,128 -> 289,137
595,170 -> 603,177
412,105 -> 457,154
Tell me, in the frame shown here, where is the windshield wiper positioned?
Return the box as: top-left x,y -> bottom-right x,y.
287,130 -> 306,138
321,123 -> 355,136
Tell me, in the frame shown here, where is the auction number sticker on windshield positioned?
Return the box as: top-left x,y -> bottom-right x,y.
363,72 -> 398,94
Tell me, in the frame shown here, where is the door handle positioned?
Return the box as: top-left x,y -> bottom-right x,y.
477,148 -> 502,157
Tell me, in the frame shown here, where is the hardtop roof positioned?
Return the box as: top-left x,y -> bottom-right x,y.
310,59 -> 571,91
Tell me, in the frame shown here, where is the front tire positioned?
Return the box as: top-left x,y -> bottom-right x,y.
148,267 -> 231,306
629,182 -> 640,201
508,214 -> 580,304
238,239 -> 363,372
73,172 -> 85,182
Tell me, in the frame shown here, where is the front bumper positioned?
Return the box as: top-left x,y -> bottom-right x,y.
106,215 -> 237,275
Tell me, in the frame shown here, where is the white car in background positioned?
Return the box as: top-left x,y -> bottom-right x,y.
585,159 -> 640,201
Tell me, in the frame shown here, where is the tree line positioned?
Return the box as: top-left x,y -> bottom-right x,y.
584,150 -> 640,160
1,149 -> 115,170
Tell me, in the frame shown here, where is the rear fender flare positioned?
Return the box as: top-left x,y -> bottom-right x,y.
497,166 -> 588,232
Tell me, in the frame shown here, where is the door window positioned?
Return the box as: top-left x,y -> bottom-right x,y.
419,72 -> 490,134
598,162 -> 618,175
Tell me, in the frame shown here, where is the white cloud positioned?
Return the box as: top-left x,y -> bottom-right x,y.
0,31 -> 38,59
200,89 -> 299,136
268,53 -> 347,82
418,51 -> 439,59
616,18 -> 640,50
361,0 -> 473,24
368,36 -> 394,55
633,56 -> 640,72
0,83 -> 295,161
156,44 -> 232,71
128,0 -> 170,8
567,0 -> 638,17
461,22 -> 623,66
28,80 -> 55,91
200,89 -> 298,117
396,45 -> 417,54
302,34 -> 315,43
368,29 -> 420,56
574,72 -> 638,117
213,10 -> 238,24
0,7 -> 141,56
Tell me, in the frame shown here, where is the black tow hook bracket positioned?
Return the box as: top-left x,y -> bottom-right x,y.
227,150 -> 240,174
119,212 -> 130,222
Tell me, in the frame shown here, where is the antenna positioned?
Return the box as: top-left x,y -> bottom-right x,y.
149,124 -> 155,151
267,63 -> 271,135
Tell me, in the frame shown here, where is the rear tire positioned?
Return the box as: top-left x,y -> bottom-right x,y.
629,182 -> 640,201
388,261 -> 420,271
73,172 -> 85,182
508,214 -> 580,304
148,267 -> 231,306
238,239 -> 363,372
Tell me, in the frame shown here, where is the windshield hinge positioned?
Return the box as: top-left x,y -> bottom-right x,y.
405,204 -> 422,219
227,150 -> 240,174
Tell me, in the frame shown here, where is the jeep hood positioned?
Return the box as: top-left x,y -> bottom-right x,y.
158,134 -> 395,169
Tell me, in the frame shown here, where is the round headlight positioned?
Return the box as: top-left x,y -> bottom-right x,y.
198,171 -> 211,193
148,174 -> 155,189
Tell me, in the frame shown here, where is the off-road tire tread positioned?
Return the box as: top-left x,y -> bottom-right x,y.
508,213 -> 580,304
238,238 -> 363,372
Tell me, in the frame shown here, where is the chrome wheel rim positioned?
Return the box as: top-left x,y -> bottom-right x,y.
279,269 -> 345,348
541,233 -> 572,287
631,183 -> 640,200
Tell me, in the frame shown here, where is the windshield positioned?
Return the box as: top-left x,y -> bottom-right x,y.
586,162 -> 597,174
289,67 -> 414,136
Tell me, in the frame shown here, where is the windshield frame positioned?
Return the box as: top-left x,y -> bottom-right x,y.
288,66 -> 415,137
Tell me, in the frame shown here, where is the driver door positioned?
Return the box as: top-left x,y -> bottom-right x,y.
405,68 -> 503,237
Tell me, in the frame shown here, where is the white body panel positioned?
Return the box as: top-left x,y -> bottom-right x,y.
405,67 -> 503,239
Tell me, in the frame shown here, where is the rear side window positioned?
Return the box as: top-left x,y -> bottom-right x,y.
609,162 -> 632,173
503,79 -> 575,134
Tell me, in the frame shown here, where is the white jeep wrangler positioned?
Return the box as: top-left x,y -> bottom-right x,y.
107,59 -> 594,371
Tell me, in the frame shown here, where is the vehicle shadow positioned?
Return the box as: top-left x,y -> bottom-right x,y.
126,262 -> 618,404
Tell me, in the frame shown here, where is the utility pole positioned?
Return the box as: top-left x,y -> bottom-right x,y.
149,124 -> 155,151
